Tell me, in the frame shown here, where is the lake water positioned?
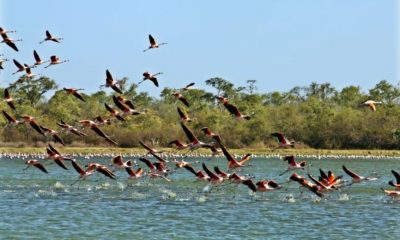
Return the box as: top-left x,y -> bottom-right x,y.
0,156 -> 399,239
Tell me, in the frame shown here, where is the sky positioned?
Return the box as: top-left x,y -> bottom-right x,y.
0,0 -> 398,98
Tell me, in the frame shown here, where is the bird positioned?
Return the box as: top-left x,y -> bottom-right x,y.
201,127 -> 222,142
242,179 -> 282,192
110,155 -> 133,170
382,189 -> 400,197
342,165 -> 378,184
102,70 -> 123,94
181,82 -> 195,91
168,140 -> 190,150
39,30 -> 63,44
70,160 -> 116,186
63,88 -> 85,102
202,163 -> 224,185
138,157 -> 170,180
115,95 -> 135,109
139,72 -> 163,87
0,27 -> 16,34
177,107 -> 192,122
22,115 -> 45,136
218,142 -> 252,170
44,55 -> 69,68
271,132 -> 295,148
183,164 -> 209,181
220,101 -> 251,120
216,96 -> 229,104
279,155 -> 306,176
172,92 -> 190,107
57,120 -> 87,137
24,64 -> 36,78
4,88 -> 16,110
46,144 -> 72,170
180,122 -> 214,151
40,125 -> 65,145
125,167 -> 144,180
93,116 -> 112,126
32,50 -> 49,67
104,103 -> 126,121
139,141 -> 163,154
2,110 -> 23,126
317,169 -> 343,189
143,34 -> 167,52
388,170 -> 400,190
23,159 -> 48,174
79,120 -> 117,145
362,100 -> 382,112
1,32 -> 21,52
12,59 -> 26,75
289,173 -> 323,198
112,95 -> 142,116
307,172 -> 342,192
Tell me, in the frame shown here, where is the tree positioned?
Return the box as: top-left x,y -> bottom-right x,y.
369,80 -> 400,104
9,76 -> 58,106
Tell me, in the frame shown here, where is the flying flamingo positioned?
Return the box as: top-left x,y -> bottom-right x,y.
39,30 -> 63,44
143,34 -> 167,52
24,64 -> 37,78
70,160 -> 116,186
139,140 -> 163,154
0,27 -> 16,35
388,170 -> 400,190
112,96 -> 142,116
177,107 -> 191,122
4,88 -> 16,110
104,103 -> 126,121
63,88 -> 85,102
342,165 -> 378,184
24,159 -> 48,174
289,173 -> 323,198
110,155 -> 133,170
139,71 -> 163,87
22,115 -> 45,136
57,120 -> 87,137
220,100 -> 251,120
2,111 -> 22,126
181,82 -> 195,91
242,179 -> 282,192
362,100 -> 382,112
1,32 -> 21,52
115,95 -> 135,109
125,167 -> 144,180
46,144 -> 72,170
102,70 -> 123,94
202,163 -> 224,185
279,155 -> 306,176
307,172 -> 342,193
271,132 -> 295,148
218,142 -> 252,170
39,125 -> 65,145
44,55 -> 69,68
168,139 -> 190,150
201,127 -> 222,142
93,116 -> 112,126
180,122 -> 215,151
183,164 -> 209,182
12,59 -> 25,75
79,119 -> 117,145
32,50 -> 49,67
172,92 -> 189,107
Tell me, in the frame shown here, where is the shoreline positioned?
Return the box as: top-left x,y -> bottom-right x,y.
0,147 -> 400,159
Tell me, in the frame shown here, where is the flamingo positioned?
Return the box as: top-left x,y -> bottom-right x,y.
362,100 -> 382,112
32,50 -> 49,67
139,140 -> 163,154
139,72 -> 163,87
4,88 -> 16,110
242,179 -> 282,192
168,139 -> 190,150
183,164 -> 209,182
201,127 -> 222,142
307,172 -> 342,192
342,165 -> 378,184
110,155 -> 133,170
180,122 -> 214,151
177,107 -> 191,122
172,92 -> 189,107
143,34 -> 167,52
57,120 -> 87,137
115,95 -> 135,109
2,111 -> 22,126
104,103 -> 126,121
93,116 -> 112,126
202,163 -> 224,185
24,159 -> 48,174
22,115 -> 45,136
218,141 -> 252,170
79,119 -> 117,145
271,132 -> 295,148
0,27 -> 16,35
44,55 -> 69,68
102,70 -> 123,94
125,167 -> 144,180
39,30 -> 63,44
317,169 -> 343,189
216,96 -> 229,104
24,64 -> 37,78
1,32 -> 21,52
279,155 -> 306,176
112,96 -> 142,116
138,157 -> 171,181
220,101 -> 250,120
46,144 -> 72,170
63,88 -> 85,102
181,82 -> 195,91
39,125 -> 65,146
12,59 -> 25,75
388,170 -> 400,190
289,173 -> 323,198
172,159 -> 192,169
70,160 -> 116,185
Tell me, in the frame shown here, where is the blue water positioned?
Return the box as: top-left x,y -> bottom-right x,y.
0,156 -> 399,239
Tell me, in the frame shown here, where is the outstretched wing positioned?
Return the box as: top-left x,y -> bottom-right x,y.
180,123 -> 198,143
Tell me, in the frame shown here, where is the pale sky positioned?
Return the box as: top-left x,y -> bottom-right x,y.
0,0 -> 397,97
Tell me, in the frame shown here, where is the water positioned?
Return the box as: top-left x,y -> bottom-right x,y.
0,156 -> 399,239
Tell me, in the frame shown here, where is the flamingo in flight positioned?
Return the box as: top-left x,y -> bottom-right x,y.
172,92 -> 190,107
180,122 -> 214,151
93,116 -> 111,126
184,164 -> 209,182
39,125 -> 65,146
139,140 -> 163,154
388,170 -> 400,190
32,50 -> 49,67
104,103 -> 126,121
139,71 -> 163,87
125,167 -> 144,180
289,173 -> 323,198
362,100 -> 382,112
110,155 -> 133,170
115,95 -> 135,109
24,64 -> 37,78
201,127 -> 222,142
1,32 -> 21,52
218,142 -> 252,170
0,27 -> 16,35
44,55 -> 69,68
317,169 -> 343,189
63,88 -> 85,102
177,107 -> 191,122
181,82 -> 195,91
2,111 -> 22,126
24,159 -> 48,174
39,30 -> 63,44
70,160 -> 116,185
46,144 -> 72,170
143,34 -> 167,52
279,155 -> 306,176
307,172 -> 342,193
271,132 -> 295,148
138,157 -> 171,181
112,95 -> 142,116
22,115 -> 45,136
242,179 -> 282,192
218,99 -> 251,120
168,139 -> 190,150
79,120 -> 117,145
12,59 -> 26,75
102,70 -> 123,94
4,88 -> 16,110
202,163 -> 224,185
342,165 -> 378,184
57,120 -> 87,137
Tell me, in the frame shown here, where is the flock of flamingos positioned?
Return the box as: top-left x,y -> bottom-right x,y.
0,26 -> 399,199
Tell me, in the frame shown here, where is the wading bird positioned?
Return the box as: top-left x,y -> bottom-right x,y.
79,119 -> 117,145
63,88 -> 85,102
24,159 -> 48,174
172,92 -> 189,107
2,111 -> 22,126
44,55 -> 69,68
184,164 -> 209,182
362,100 -> 382,112
32,50 -> 49,67
342,165 -> 378,184
102,70 -> 123,94
279,155 -> 306,176
12,59 -> 25,75
242,179 -> 282,192
22,115 -> 45,136
289,173 -> 323,198
180,122 -> 214,151
57,120 -> 87,137
40,125 -> 65,146
4,88 -> 16,110
143,34 -> 167,52
168,139 -> 190,150
46,144 -> 72,170
271,132 -> 295,148
219,100 -> 250,120
112,96 -> 142,116
1,32 -> 21,52
110,155 -> 133,170
39,30 -> 63,44
218,142 -> 252,170
104,103 -> 125,121
125,167 -> 144,180
177,107 -> 191,122
139,71 -> 163,87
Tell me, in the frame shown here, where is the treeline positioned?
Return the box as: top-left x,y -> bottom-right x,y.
1,76 -> 400,149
